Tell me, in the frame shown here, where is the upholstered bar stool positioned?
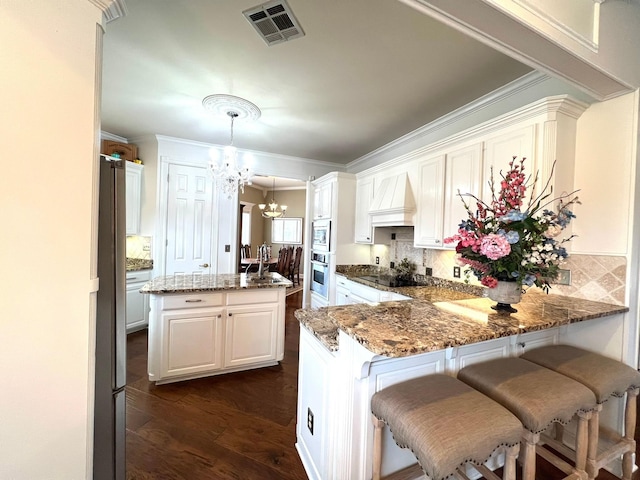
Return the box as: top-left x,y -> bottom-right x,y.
370,374 -> 522,480
521,345 -> 640,480
457,357 -> 597,480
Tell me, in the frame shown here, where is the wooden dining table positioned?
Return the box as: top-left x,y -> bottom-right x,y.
241,257 -> 279,273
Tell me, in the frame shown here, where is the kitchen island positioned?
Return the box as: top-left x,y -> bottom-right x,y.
141,272 -> 292,384
295,280 -> 629,480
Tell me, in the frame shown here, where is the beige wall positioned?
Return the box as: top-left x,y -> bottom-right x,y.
0,1 -> 104,478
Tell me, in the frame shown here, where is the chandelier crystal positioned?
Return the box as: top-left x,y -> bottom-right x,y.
259,178 -> 287,219
207,111 -> 253,198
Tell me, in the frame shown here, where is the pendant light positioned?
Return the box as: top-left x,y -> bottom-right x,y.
259,178 -> 287,219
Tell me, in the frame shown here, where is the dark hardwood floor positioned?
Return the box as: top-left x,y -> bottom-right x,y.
126,290 -> 637,479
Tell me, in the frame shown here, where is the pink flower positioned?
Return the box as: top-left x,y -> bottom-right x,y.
480,234 -> 511,260
481,276 -> 498,288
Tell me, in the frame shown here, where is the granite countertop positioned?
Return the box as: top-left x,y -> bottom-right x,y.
296,277 -> 629,357
126,258 -> 153,271
140,272 -> 292,294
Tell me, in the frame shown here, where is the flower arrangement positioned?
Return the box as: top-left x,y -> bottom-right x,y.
444,157 -> 579,292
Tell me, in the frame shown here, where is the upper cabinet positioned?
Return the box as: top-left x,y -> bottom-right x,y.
313,181 -> 333,220
126,162 -> 143,235
354,177 -> 374,244
415,142 -> 482,248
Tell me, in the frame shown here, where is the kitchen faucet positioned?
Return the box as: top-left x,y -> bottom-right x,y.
257,243 -> 267,279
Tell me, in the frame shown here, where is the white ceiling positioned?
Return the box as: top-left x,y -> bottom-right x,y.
101,0 -> 533,165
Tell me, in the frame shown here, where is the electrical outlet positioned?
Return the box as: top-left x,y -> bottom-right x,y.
425,267 -> 432,276
391,233 -> 396,240
453,266 -> 461,278
224,244 -> 230,252
307,408 -> 314,435
556,268 -> 571,285
390,261 -> 395,269
375,256 -> 380,265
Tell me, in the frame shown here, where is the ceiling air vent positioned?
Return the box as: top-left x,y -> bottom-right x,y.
243,0 -> 305,46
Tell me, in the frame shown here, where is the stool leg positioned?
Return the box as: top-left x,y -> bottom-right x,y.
622,389 -> 639,480
502,444 -> 519,480
586,405 -> 602,480
372,415 -> 384,480
575,411 -> 591,479
520,430 -> 538,480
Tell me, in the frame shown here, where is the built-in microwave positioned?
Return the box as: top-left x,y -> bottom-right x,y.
312,220 -> 331,252
310,252 -> 330,299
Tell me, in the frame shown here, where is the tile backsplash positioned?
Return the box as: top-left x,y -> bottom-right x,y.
126,235 -> 152,260
368,227 -> 627,305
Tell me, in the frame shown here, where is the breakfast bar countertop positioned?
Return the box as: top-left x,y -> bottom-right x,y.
296,284 -> 629,357
140,272 -> 292,294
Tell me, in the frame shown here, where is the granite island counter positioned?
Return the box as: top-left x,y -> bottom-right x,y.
294,281 -> 630,480
140,272 -> 292,384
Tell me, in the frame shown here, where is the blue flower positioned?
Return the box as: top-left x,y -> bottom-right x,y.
502,230 -> 520,244
523,274 -> 537,286
499,209 -> 527,222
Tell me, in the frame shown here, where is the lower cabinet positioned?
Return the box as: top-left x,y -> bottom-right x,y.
126,270 -> 151,333
335,276 -> 411,306
147,288 -> 285,384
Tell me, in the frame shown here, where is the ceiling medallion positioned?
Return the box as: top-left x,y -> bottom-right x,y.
202,94 -> 262,121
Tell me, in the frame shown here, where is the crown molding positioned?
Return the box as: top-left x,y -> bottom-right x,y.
348,71 -> 548,171
100,130 -> 129,143
87,0 -> 128,23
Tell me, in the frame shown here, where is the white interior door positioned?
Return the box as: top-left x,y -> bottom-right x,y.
165,163 -> 216,275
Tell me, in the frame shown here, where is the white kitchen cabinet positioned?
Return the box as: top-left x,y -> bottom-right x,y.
442,142 -> 483,241
224,302 -> 279,368
125,161 -> 143,235
336,286 -> 351,306
482,124 -> 535,203
147,288 -> 286,384
354,177 -> 374,244
160,305 -> 225,380
414,154 -> 446,248
310,291 -> 329,309
313,181 -> 333,220
415,143 -> 482,248
126,269 -> 151,333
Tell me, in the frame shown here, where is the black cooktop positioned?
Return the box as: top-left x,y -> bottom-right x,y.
357,275 -> 418,288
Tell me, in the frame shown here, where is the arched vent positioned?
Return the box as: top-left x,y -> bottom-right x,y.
243,0 -> 305,46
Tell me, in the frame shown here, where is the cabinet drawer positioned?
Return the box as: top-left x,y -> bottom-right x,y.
126,270 -> 151,284
161,292 -> 224,310
226,289 -> 280,306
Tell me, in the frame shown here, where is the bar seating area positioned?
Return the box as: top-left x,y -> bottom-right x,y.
371,347 -> 639,480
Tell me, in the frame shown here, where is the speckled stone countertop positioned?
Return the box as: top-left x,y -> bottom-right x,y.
126,258 -> 153,271
140,272 -> 292,294
296,277 -> 628,356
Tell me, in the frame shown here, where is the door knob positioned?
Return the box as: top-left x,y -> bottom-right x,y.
199,263 -> 210,268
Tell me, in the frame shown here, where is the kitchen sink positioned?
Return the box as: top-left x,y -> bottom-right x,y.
245,274 -> 286,284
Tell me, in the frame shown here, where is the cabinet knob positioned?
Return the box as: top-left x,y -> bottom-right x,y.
435,239 -> 440,244
199,263 -> 210,268
366,237 -> 370,240
228,313 -> 232,317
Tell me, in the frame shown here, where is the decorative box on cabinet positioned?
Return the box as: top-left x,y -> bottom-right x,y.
126,269 -> 151,333
354,177 -> 374,244
125,162 -> 143,235
101,140 -> 138,162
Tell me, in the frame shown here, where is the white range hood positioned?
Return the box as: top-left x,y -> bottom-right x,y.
369,173 -> 416,227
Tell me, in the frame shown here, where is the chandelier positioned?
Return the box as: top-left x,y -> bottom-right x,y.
203,94 -> 261,198
260,178 -> 287,219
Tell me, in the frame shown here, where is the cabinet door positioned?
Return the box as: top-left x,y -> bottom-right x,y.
414,154 -> 445,248
482,125 -> 535,203
160,308 -> 224,378
442,142 -> 483,242
126,282 -> 148,332
336,287 -> 351,306
354,177 -> 374,243
313,182 -> 333,220
125,162 -> 143,235
224,303 -> 279,368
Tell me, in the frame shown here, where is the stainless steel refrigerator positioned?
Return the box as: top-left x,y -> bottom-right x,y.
94,154 -> 126,480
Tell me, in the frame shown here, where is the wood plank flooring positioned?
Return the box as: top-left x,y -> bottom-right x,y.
125,290 -> 637,479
